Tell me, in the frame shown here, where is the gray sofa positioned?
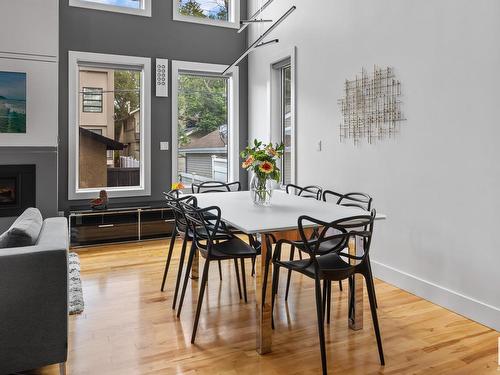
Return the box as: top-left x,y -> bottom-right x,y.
0,214 -> 69,375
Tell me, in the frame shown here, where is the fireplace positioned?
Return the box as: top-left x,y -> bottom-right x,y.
0,165 -> 36,217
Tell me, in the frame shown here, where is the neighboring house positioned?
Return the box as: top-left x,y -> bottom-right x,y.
79,128 -> 125,188
178,128 -> 227,182
115,108 -> 140,162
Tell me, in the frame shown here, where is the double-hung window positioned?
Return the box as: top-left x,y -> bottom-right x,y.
173,0 -> 240,28
171,60 -> 239,187
68,51 -> 151,199
69,0 -> 152,17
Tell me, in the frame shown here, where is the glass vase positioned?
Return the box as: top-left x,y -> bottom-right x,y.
250,174 -> 273,206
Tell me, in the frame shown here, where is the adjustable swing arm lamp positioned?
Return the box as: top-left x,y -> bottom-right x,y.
238,0 -> 276,34
222,6 -> 296,76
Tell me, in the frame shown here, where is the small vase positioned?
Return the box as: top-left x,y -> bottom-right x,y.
250,174 -> 273,206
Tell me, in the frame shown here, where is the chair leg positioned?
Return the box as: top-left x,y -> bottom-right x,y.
251,256 -> 256,277
365,272 -> 385,366
314,277 -> 328,375
191,259 -> 210,344
177,242 -> 196,318
233,258 -> 242,299
322,279 -> 328,324
284,246 -> 295,301
161,228 -> 177,292
240,258 -> 248,303
59,362 -> 67,375
339,280 -> 343,291
326,281 -> 331,325
271,263 -> 280,330
367,256 -> 378,308
172,235 -> 188,310
218,260 -> 223,281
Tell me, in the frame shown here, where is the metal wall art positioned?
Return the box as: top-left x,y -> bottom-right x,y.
338,66 -> 406,145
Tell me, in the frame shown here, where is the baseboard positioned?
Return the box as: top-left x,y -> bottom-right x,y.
371,260 -> 500,332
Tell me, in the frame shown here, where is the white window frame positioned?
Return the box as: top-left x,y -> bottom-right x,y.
69,0 -> 152,17
68,51 -> 151,200
172,0 -> 240,29
171,60 -> 239,186
270,47 -> 296,185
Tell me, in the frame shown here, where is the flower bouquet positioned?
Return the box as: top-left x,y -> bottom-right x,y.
241,139 -> 284,206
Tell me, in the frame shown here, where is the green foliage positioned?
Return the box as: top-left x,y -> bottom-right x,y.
240,139 -> 285,183
179,0 -> 228,21
114,70 -> 141,121
178,75 -> 227,144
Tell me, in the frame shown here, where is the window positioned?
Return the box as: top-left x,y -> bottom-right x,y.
271,50 -> 295,185
69,0 -> 152,17
68,51 -> 151,199
173,0 -> 240,28
172,60 -> 239,186
82,87 -> 103,113
280,64 -> 292,185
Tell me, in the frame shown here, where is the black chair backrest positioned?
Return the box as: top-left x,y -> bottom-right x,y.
191,181 -> 241,194
163,190 -> 197,234
286,184 -> 322,200
297,209 -> 376,268
181,199 -> 226,254
323,190 -> 373,211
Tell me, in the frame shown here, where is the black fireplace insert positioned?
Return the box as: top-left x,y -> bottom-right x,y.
0,165 -> 36,217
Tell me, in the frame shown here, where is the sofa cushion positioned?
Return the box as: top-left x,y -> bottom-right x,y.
0,208 -> 43,248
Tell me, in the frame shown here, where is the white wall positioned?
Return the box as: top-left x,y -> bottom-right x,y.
0,0 -> 59,147
248,0 -> 500,330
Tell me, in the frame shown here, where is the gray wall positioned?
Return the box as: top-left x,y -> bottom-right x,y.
59,1 -> 248,211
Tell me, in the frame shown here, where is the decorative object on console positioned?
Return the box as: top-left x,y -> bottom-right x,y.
241,139 -> 284,206
0,71 -> 26,134
338,66 -> 406,145
90,189 -> 108,210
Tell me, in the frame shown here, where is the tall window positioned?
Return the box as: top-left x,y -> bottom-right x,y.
69,0 -> 152,17
280,64 -> 292,185
173,0 -> 240,28
172,61 -> 239,187
68,51 -> 151,199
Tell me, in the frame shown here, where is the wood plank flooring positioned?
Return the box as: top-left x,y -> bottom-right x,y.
28,239 -> 499,375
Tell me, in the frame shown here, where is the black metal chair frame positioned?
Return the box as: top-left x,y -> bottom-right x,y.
271,211 -> 384,374
191,180 -> 241,194
178,200 -> 258,343
160,190 -> 243,310
283,183 -> 326,300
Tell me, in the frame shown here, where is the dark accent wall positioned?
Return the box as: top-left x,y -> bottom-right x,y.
59,1 -> 248,211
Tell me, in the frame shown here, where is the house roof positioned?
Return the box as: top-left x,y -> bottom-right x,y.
79,127 -> 126,150
179,129 -> 226,150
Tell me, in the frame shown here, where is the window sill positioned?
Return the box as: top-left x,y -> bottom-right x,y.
69,0 -> 152,17
172,13 -> 240,29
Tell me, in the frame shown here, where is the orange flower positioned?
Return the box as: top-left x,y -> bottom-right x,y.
171,182 -> 185,190
258,161 -> 274,174
242,155 -> 255,169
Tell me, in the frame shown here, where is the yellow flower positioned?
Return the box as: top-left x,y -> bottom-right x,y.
242,155 -> 255,169
171,182 -> 185,190
258,161 -> 274,174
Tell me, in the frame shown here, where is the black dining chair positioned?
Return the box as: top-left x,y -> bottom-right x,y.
160,190 -> 244,309
283,183 -> 323,301
177,199 -> 259,343
192,180 -> 262,278
191,180 -> 241,194
271,210 -> 384,375
323,190 -> 375,308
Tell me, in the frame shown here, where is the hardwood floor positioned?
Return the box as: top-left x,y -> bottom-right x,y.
29,239 -> 498,375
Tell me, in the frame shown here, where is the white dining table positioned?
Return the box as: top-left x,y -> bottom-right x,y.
193,190 -> 386,355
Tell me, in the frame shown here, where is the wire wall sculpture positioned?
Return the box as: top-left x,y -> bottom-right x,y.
338,66 -> 406,145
